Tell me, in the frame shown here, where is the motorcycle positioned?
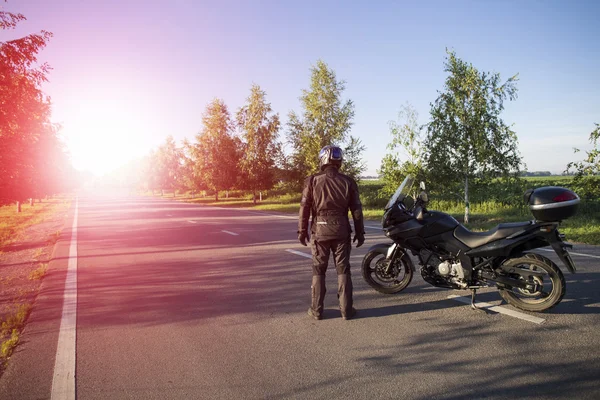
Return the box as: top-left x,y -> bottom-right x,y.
361,175 -> 580,312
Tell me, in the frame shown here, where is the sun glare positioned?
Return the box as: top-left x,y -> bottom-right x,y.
62,96 -> 152,177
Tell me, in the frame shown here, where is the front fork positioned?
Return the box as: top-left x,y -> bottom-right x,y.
384,243 -> 411,273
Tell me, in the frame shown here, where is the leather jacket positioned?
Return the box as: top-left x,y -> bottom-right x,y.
298,166 -> 364,240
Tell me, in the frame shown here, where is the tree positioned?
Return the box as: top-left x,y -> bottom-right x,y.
188,99 -> 240,201
236,84 -> 281,204
155,135 -> 183,195
287,60 -> 365,187
378,103 -> 426,196
424,50 -> 522,223
0,5 -> 68,208
566,123 -> 600,198
179,140 -> 203,195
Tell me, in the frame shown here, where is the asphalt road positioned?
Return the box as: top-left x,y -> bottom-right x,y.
1,193 -> 599,399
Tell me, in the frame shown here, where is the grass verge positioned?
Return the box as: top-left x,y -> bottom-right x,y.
0,197 -> 71,248
0,304 -> 32,362
0,195 -> 71,371
154,191 -> 600,245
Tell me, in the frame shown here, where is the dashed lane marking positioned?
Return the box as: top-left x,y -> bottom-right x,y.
188,220 -> 197,224
222,230 -> 239,236
448,295 -> 546,324
286,249 -> 312,259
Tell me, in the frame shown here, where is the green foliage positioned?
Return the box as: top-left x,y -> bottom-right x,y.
379,103 -> 426,197
1,303 -> 31,360
0,9 -> 73,205
424,49 -> 522,223
566,123 -> 600,199
155,136 -> 184,191
236,84 -> 282,202
187,99 -> 241,200
287,60 -> 365,184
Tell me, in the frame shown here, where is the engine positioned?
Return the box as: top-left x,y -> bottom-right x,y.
419,249 -> 468,289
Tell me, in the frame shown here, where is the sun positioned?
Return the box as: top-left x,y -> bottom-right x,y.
61,94 -> 152,177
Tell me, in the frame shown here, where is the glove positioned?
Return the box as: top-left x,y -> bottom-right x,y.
298,231 -> 309,246
353,233 -> 365,248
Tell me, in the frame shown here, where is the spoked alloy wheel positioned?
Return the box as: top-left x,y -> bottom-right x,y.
497,253 -> 566,312
361,248 -> 413,294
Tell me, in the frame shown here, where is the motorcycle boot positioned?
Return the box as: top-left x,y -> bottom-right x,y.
337,274 -> 356,320
308,275 -> 326,320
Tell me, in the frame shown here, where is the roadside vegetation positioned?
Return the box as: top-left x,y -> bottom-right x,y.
0,198 -> 70,248
0,197 -> 70,370
145,175 -> 600,245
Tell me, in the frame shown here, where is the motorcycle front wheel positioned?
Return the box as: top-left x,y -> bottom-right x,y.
361,247 -> 414,294
497,253 -> 566,312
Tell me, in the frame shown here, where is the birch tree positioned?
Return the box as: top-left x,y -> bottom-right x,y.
424,50 -> 522,223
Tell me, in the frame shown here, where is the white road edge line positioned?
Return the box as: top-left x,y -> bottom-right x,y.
286,249 -> 312,259
537,248 -> 600,259
51,196 -> 78,400
447,295 -> 545,324
222,230 -> 239,236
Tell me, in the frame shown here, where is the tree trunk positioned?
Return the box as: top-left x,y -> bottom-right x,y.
16,201 -> 21,213
259,192 -> 262,202
30,198 -> 34,206
253,191 -> 257,205
464,175 -> 470,224
226,190 -> 229,199
215,191 -> 219,201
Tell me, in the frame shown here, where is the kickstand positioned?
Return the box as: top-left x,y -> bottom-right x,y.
470,288 -> 479,310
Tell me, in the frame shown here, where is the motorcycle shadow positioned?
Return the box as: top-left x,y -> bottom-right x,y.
351,289 -> 503,320
355,271 -> 600,319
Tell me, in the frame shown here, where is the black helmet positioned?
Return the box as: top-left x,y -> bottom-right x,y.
319,145 -> 343,170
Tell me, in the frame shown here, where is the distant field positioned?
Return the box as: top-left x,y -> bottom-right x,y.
522,175 -> 573,182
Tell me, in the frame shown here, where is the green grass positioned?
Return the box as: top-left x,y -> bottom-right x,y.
159,184 -> 600,245
0,304 -> 31,361
429,200 -> 600,244
522,175 -> 574,182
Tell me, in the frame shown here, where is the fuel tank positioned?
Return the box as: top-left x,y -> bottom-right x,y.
419,211 -> 460,238
385,218 -> 422,241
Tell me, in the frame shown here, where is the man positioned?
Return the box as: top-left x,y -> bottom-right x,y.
298,145 -> 365,320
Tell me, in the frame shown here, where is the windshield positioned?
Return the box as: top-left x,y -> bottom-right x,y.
385,175 -> 415,210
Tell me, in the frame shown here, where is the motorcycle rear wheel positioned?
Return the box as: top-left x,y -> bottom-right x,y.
497,253 -> 566,312
361,248 -> 413,294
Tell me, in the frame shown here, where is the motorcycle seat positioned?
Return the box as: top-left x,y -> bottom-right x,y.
453,221 -> 533,249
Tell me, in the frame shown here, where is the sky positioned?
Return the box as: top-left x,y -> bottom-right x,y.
1,0 -> 599,177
